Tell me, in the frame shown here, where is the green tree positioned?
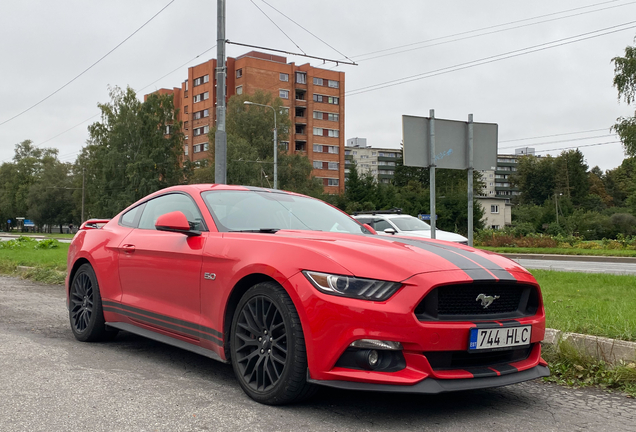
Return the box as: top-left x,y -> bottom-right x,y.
613,38 -> 636,156
27,158 -> 74,232
512,155 -> 556,205
554,149 -> 589,206
82,86 -> 189,217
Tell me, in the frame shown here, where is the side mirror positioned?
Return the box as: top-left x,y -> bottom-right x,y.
384,228 -> 396,235
155,211 -> 201,236
363,223 -> 377,235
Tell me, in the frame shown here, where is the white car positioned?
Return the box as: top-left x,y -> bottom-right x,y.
352,212 -> 468,244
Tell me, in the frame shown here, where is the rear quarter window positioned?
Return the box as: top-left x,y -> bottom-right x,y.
119,204 -> 144,228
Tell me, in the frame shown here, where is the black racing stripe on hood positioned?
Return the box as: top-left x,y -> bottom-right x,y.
386,237 -> 516,282
424,241 -> 517,282
381,237 -> 496,281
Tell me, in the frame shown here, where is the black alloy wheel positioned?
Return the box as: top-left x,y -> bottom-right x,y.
69,263 -> 117,342
231,282 -> 316,405
70,271 -> 94,332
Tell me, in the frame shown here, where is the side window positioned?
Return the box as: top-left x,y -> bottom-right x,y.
373,219 -> 392,231
356,218 -> 372,225
137,193 -> 206,231
120,204 -> 144,227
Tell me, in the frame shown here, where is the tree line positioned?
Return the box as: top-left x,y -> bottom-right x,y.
1,37 -> 635,235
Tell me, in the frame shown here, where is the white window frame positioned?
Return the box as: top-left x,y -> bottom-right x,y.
279,89 -> 289,99
328,80 -> 339,88
236,85 -> 243,95
280,73 -> 289,82
313,77 -> 323,86
296,72 -> 307,84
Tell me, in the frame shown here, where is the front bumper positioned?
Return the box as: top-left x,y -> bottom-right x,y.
308,365 -> 550,393
287,269 -> 546,387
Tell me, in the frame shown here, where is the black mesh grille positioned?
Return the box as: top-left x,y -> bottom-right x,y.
415,282 -> 539,321
439,284 -> 523,315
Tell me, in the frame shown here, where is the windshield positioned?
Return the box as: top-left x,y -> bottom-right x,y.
202,190 -> 370,234
391,217 -> 431,231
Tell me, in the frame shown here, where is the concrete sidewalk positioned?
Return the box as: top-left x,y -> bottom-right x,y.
544,329 -> 636,364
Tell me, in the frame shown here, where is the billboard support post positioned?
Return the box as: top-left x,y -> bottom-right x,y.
467,114 -> 474,247
429,109 -> 436,239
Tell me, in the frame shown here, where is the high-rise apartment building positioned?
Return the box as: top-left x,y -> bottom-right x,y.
146,51 -> 345,193
344,138 -> 401,184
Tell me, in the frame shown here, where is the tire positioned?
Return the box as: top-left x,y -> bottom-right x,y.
69,263 -> 118,342
230,281 -> 316,405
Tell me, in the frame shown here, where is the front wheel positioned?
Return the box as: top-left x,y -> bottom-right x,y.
230,282 -> 316,405
69,263 -> 117,342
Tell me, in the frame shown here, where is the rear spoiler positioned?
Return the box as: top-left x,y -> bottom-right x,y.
79,219 -> 111,230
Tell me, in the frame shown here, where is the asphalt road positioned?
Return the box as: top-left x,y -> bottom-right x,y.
513,258 -> 636,275
1,276 -> 635,432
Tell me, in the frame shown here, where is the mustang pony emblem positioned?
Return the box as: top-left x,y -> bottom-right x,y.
476,293 -> 500,309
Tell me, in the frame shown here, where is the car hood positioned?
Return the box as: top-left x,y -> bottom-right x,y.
264,230 -> 528,283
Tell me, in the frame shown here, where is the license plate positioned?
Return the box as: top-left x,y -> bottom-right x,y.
468,326 -> 532,351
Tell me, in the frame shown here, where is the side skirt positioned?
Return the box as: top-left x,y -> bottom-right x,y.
106,322 -> 228,364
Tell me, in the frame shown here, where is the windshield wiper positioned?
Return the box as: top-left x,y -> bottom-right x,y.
229,228 -> 280,234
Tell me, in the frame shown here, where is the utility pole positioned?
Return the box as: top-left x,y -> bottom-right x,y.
81,168 -> 85,223
467,114 -> 474,247
429,109 -> 436,239
214,0 -> 227,184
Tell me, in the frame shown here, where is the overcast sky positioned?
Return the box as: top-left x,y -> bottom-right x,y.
1,0 -> 635,172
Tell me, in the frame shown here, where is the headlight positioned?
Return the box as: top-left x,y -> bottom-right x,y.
302,271 -> 401,301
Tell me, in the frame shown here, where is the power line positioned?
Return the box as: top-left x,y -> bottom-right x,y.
499,134 -> 617,150
0,1 -> 175,128
348,0 -> 635,63
346,20 -> 636,96
516,140 -> 623,153
260,0 -> 354,63
500,128 -> 610,143
249,0 -> 306,54
226,40 -> 357,65
3,45 -> 219,165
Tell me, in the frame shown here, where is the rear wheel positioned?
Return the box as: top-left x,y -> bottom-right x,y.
230,282 -> 316,405
69,263 -> 118,342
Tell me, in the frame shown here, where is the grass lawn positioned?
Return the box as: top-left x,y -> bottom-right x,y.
0,244 -> 68,271
1,232 -> 75,239
478,246 -> 636,257
0,241 -> 68,284
531,269 -> 636,342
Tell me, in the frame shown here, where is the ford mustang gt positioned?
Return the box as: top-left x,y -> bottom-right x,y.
66,184 -> 549,405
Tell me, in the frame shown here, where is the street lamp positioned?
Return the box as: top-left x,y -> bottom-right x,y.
244,101 -> 278,189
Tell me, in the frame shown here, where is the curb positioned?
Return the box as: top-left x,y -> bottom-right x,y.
544,328 -> 636,364
500,253 -> 636,263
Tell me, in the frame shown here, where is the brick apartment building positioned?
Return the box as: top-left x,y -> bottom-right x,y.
146,51 -> 345,193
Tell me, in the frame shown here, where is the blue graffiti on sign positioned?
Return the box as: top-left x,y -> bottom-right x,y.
434,149 -> 453,162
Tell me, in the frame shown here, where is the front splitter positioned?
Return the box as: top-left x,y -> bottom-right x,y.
308,365 -> 550,394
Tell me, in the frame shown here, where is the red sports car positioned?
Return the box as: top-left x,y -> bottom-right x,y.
66,184 -> 549,405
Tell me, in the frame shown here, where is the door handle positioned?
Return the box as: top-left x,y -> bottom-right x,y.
122,244 -> 136,253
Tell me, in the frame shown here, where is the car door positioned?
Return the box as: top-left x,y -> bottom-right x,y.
118,192 -> 207,341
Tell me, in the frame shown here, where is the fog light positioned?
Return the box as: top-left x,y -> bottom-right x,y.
368,350 -> 379,367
